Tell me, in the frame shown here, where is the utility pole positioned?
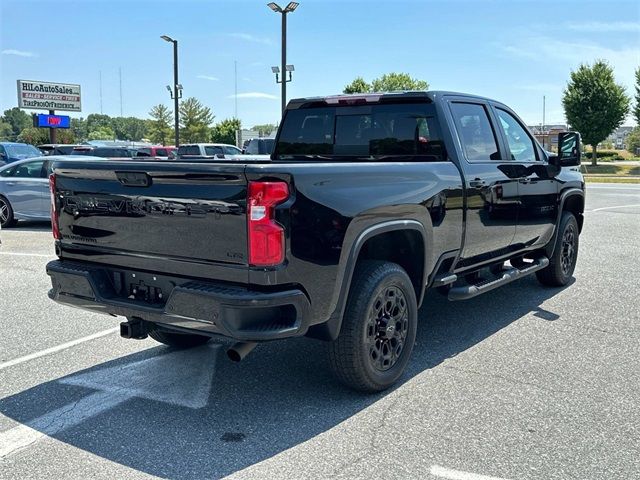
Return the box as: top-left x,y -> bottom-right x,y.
119,67 -> 123,117
234,60 -> 238,119
542,95 -> 546,149
99,70 -> 103,114
161,35 -> 181,147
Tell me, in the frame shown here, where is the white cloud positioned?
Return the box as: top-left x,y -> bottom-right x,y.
227,33 -> 273,46
2,49 -> 36,57
566,21 -> 640,33
498,36 -> 637,90
229,92 -> 277,100
197,75 -> 219,81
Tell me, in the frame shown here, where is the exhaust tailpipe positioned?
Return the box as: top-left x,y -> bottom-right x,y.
227,342 -> 257,362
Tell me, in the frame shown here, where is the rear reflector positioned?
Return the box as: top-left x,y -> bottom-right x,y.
247,181 -> 289,266
49,173 -> 61,240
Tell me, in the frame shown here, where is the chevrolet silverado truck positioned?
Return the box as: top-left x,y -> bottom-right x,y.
46,91 -> 584,392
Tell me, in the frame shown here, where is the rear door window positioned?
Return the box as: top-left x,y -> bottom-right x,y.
178,146 -> 201,156
204,146 -> 223,156
9,160 -> 45,178
450,102 -> 500,161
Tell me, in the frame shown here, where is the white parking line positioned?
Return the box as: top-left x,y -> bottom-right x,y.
430,465 -> 511,480
0,327 -> 119,371
588,204 -> 640,212
0,252 -> 54,258
0,390 -> 130,458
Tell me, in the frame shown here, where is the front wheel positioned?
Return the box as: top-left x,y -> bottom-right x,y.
536,211 -> 579,287
329,261 -> 418,392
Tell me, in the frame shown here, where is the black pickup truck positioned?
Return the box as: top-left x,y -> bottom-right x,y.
46,91 -> 584,392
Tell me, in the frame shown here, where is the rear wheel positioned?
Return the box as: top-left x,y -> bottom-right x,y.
328,261 -> 418,392
148,327 -> 211,348
536,212 -> 579,286
0,196 -> 17,228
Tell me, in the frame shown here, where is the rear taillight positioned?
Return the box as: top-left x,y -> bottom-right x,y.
49,173 -> 61,240
247,181 -> 289,266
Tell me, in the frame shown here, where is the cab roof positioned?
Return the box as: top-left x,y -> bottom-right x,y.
286,90 -> 499,109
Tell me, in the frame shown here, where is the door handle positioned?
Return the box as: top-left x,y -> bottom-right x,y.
6,182 -> 16,186
469,178 -> 486,188
518,177 -> 532,184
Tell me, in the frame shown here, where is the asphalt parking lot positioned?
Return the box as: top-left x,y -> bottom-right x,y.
0,183 -> 638,480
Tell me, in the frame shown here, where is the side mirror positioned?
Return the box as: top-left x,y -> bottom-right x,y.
550,132 -> 581,167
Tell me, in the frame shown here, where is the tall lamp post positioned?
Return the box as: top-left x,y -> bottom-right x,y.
267,2 -> 299,114
161,35 -> 182,147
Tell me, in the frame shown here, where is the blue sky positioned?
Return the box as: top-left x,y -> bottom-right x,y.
1,0 -> 638,128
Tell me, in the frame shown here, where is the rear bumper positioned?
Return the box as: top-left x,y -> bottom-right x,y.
46,260 -> 310,341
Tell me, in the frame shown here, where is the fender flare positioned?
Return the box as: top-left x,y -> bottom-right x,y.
310,220 -> 431,341
547,188 -> 584,257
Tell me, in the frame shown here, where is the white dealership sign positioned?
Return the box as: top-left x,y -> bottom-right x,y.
17,79 -> 82,112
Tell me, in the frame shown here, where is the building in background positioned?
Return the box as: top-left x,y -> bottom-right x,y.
529,124 -> 567,152
606,126 -> 634,150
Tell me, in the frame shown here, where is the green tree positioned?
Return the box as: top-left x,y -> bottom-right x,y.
87,126 -> 115,141
562,60 -> 630,166
16,126 -> 75,145
148,104 -> 174,145
111,117 -> 148,141
251,123 -> 277,136
71,118 -> 87,142
371,73 -> 428,92
2,107 -> 32,140
343,73 -> 428,94
343,76 -> 371,94
86,114 -> 112,134
626,127 -> 640,155
17,127 -> 49,145
211,118 -> 241,145
0,121 -> 12,141
179,97 -> 215,143
633,67 -> 640,126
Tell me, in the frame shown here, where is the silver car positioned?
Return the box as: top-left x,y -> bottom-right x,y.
0,155 -> 103,228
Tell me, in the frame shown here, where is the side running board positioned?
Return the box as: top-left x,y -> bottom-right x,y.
448,257 -> 549,301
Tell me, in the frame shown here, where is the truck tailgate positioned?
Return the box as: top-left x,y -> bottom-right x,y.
53,161 -> 249,275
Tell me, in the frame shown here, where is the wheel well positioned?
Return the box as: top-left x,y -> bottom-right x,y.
563,194 -> 584,232
356,229 -> 424,300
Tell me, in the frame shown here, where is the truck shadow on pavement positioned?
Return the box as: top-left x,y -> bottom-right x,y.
0,275 -> 568,479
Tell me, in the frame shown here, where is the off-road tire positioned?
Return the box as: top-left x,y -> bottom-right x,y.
329,261 -> 418,392
536,211 -> 579,287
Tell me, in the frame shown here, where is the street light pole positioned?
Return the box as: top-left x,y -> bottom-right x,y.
172,40 -> 179,147
281,11 -> 287,114
268,2 -> 299,114
161,35 -> 180,147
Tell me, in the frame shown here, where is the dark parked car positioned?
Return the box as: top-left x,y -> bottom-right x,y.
38,144 -> 84,156
71,146 -> 137,159
47,91 -> 584,392
0,142 -> 42,166
243,137 -> 275,155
